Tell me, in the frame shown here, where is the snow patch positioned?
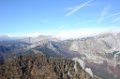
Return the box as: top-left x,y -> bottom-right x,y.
72,57 -> 85,69
72,57 -> 94,77
68,71 -> 72,78
73,60 -> 77,73
85,68 -> 93,77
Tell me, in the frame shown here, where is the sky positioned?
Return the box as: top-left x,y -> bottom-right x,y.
0,0 -> 120,38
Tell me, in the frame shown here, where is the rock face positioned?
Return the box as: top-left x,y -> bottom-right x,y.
0,53 -> 97,79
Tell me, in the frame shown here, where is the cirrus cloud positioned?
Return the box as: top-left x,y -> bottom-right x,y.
65,0 -> 94,17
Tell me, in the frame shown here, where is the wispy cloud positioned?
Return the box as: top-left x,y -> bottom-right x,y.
65,0 -> 94,17
107,12 -> 120,25
64,2 -> 97,11
73,20 -> 95,26
57,24 -> 70,30
106,12 -> 120,25
97,5 -> 111,23
112,16 -> 120,24
97,11 -> 120,24
109,12 -> 120,17
108,12 -> 120,25
40,19 -> 48,23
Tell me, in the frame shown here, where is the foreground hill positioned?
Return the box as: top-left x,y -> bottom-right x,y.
0,53 -> 98,79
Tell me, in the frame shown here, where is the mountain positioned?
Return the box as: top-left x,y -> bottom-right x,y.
0,32 -> 120,79
24,32 -> 120,79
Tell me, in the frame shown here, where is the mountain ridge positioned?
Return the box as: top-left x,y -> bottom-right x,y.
0,32 -> 120,79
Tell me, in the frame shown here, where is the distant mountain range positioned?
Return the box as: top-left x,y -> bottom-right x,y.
0,32 -> 120,79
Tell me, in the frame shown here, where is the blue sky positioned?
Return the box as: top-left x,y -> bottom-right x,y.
0,0 -> 120,37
